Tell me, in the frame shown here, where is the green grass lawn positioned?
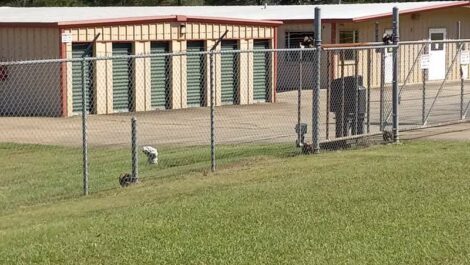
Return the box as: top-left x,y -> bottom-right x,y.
1,141 -> 470,264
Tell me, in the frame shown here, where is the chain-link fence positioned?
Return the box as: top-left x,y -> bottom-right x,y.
320,46 -> 394,150
397,40 -> 470,131
1,38 -> 470,198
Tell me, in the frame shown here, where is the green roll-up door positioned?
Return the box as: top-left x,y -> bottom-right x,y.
151,42 -> 170,109
112,43 -> 132,112
221,41 -> 239,104
72,44 -> 93,113
253,40 -> 270,102
186,41 -> 205,107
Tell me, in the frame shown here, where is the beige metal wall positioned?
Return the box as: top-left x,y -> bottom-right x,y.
333,6 -> 470,87
64,22 -> 276,115
0,27 -> 62,116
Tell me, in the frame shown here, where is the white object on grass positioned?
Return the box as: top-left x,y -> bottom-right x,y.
142,146 -> 158,165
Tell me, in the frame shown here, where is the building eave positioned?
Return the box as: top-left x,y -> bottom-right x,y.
353,1 -> 470,22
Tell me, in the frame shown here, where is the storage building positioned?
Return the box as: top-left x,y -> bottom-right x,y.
0,12 -> 280,116
1,1 -> 469,116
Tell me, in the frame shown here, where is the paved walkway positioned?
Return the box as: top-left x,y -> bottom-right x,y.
401,122 -> 470,141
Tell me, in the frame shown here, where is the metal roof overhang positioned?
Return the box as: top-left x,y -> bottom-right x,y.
0,15 -> 283,29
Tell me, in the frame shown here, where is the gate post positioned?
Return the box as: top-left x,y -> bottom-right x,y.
458,21 -> 465,120
422,68 -> 427,126
312,7 -> 321,153
392,7 -> 400,143
297,48 -> 303,147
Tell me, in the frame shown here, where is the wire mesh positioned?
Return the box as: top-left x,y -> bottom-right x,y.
320,46 -> 394,150
1,39 -> 470,198
0,59 -> 83,210
397,40 -> 470,131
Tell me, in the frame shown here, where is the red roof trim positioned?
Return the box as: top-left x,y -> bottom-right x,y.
57,15 -> 176,27
281,19 -> 352,24
185,16 -> 283,26
353,1 -> 470,22
55,15 -> 281,29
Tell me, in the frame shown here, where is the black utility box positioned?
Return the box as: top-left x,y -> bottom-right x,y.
330,76 -> 367,137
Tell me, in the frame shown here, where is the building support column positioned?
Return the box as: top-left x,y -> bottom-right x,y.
171,40 -> 187,109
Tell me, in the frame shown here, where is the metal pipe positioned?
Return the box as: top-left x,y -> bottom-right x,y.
379,47 -> 385,131
422,68 -> 427,125
322,44 -> 399,51
207,30 -> 228,172
80,33 -> 99,196
400,39 -> 470,45
353,49 -> 359,135
326,52 -> 331,140
81,57 -> 88,196
210,51 -> 216,172
367,49 -> 371,133
312,7 -> 321,153
131,116 -> 138,181
458,21 -> 464,120
297,49 -> 302,146
341,51 -> 345,137
392,7 -> 400,143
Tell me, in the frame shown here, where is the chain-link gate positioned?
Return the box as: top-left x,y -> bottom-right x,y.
397,40 -> 470,131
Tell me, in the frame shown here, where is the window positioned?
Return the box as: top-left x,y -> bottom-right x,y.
339,30 -> 359,61
430,32 -> 444,51
285,32 -> 314,48
285,31 -> 314,61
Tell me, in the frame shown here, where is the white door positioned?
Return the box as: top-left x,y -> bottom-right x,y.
384,29 -> 393,83
428,28 -> 447,80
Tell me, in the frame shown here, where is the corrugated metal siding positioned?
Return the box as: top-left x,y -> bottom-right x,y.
150,42 -> 170,109
68,23 -> 274,43
72,44 -> 93,113
186,41 -> 205,107
221,40 -> 239,104
112,43 -> 132,112
253,40 -> 270,101
334,6 -> 470,87
0,28 -> 61,116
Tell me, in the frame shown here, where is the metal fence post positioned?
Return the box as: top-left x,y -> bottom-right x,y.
312,7 -> 321,153
461,61 -> 465,120
81,57 -> 89,196
326,51 -> 331,140
340,51 -> 345,138
131,116 -> 138,181
297,48 -> 303,146
458,21 -> 465,120
379,49 -> 385,131
207,30 -> 228,172
210,51 -> 216,172
392,7 -> 400,143
422,68 -> 427,126
353,50 -> 359,135
367,49 -> 371,134
80,34 -> 99,196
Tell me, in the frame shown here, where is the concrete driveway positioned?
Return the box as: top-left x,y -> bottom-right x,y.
0,81 -> 469,147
